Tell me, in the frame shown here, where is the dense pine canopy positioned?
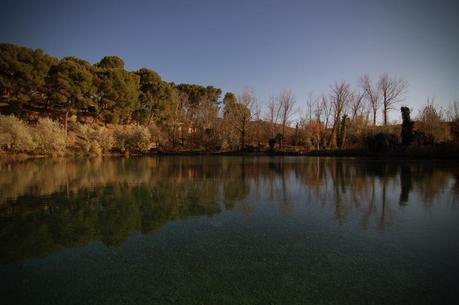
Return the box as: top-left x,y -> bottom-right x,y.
0,43 -> 226,126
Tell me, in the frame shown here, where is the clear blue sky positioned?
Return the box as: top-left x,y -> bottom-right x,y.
1,0 -> 458,122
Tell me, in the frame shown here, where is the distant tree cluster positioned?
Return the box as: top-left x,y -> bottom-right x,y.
288,76 -> 458,152
1,43 -> 458,154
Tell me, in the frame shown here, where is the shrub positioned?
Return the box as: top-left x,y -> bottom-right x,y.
128,126 -> 151,152
365,132 -> 398,152
73,123 -> 114,154
33,118 -> 67,155
89,139 -> 102,155
452,119 -> 459,141
93,127 -> 114,153
114,125 -> 151,153
416,103 -> 450,144
268,138 -> 276,150
0,115 -> 36,152
412,130 -> 434,146
148,123 -> 163,145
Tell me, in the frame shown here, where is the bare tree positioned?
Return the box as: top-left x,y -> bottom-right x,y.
378,73 -> 408,126
265,95 -> 281,138
278,89 -> 296,148
349,90 -> 366,120
446,99 -> 459,121
329,81 -> 351,148
360,74 -> 379,127
313,96 -> 324,123
305,92 -> 315,121
321,95 -> 333,129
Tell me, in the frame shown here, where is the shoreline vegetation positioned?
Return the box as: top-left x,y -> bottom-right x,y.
1,43 -> 459,159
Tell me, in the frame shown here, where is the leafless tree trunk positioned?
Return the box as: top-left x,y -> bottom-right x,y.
278,89 -> 296,148
266,95 -> 281,139
329,82 -> 351,148
321,95 -> 332,129
313,96 -> 324,123
378,73 -> 408,126
305,92 -> 315,122
360,74 -> 379,127
349,90 -> 365,120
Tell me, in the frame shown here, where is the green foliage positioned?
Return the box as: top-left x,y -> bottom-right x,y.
0,43 -> 230,152
47,57 -> 94,113
95,68 -> 140,123
132,108 -> 150,124
365,132 -> 398,152
337,114 -> 349,148
135,68 -> 170,124
0,43 -> 57,107
401,106 -> 414,146
223,92 -> 237,105
205,86 -> 222,104
96,56 -> 125,69
0,115 -> 36,152
100,110 -> 121,124
268,138 -> 277,150
176,83 -> 222,107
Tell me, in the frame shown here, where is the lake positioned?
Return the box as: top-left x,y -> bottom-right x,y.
0,156 -> 458,305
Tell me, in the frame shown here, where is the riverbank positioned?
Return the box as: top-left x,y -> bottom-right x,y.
2,113 -> 459,160
3,146 -> 458,160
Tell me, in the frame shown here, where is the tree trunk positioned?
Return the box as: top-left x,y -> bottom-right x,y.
65,100 -> 71,138
148,103 -> 155,125
383,92 -> 387,126
373,109 -> 377,127
65,111 -> 68,137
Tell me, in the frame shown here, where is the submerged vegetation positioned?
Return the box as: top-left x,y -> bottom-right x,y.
1,43 -> 458,156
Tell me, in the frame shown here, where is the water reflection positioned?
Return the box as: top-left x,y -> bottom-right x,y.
0,157 -> 458,263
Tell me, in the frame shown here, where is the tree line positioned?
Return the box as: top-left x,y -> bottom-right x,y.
1,43 -> 458,153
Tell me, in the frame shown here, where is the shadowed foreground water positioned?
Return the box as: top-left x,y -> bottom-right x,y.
0,156 -> 458,305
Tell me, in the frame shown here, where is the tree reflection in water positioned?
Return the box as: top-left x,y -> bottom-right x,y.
0,157 -> 458,263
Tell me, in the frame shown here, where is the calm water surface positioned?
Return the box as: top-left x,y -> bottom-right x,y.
0,157 -> 458,305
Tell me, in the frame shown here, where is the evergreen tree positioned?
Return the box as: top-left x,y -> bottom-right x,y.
46,57 -> 94,133
401,106 -> 414,146
0,43 -> 57,113
94,65 -> 139,123
337,114 -> 349,148
135,68 -> 169,124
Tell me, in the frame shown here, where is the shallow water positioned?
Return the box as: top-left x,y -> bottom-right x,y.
0,156 -> 458,305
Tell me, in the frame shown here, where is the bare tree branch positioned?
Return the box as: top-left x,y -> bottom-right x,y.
378,73 -> 408,125
360,74 -> 380,127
